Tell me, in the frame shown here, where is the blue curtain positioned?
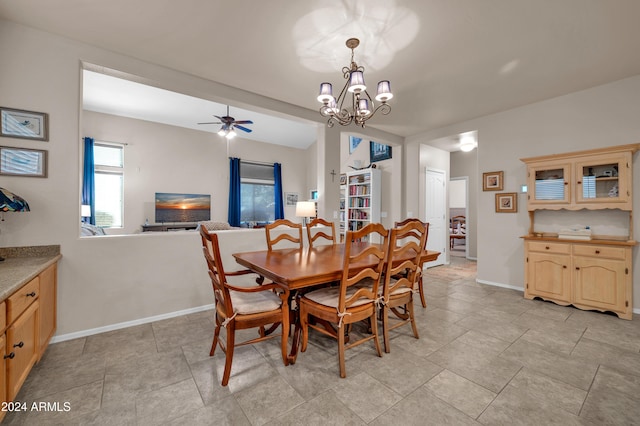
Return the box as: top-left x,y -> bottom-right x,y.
228,157 -> 241,227
274,162 -> 284,220
82,137 -> 96,225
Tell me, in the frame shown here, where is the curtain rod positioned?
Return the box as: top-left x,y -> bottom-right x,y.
82,138 -> 129,146
232,158 -> 275,166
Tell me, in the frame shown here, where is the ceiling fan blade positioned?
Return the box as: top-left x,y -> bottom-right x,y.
234,120 -> 253,125
234,124 -> 252,133
197,121 -> 222,125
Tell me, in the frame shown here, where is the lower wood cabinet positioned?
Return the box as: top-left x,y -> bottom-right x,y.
524,239 -> 633,319
1,262 -> 58,421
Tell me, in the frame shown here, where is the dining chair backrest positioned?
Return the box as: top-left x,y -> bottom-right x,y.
451,215 -> 465,234
393,218 -> 430,308
394,218 -> 430,249
306,217 -> 336,247
265,219 -> 303,251
339,223 -> 390,312
384,221 -> 428,300
200,226 -> 233,314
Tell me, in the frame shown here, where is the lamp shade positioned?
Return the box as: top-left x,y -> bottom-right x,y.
375,80 -> 393,102
295,201 -> 316,217
0,187 -> 30,212
357,99 -> 371,116
347,71 -> 366,93
317,83 -> 333,103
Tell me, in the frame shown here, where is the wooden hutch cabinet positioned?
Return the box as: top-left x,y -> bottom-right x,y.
521,143 -> 639,320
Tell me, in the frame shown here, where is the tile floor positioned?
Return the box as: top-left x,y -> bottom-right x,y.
4,257 -> 640,425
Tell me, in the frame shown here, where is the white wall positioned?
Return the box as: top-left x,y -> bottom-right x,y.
406,75 -> 640,310
449,179 -> 466,208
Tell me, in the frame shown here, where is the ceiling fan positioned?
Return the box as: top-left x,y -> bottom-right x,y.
197,105 -> 253,139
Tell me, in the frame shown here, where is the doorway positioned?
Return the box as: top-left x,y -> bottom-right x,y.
449,177 -> 468,258
424,167 -> 446,267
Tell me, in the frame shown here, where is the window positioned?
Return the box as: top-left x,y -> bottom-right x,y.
240,161 -> 275,224
94,143 -> 124,228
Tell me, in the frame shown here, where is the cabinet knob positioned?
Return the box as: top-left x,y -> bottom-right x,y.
545,246 -> 550,250
26,291 -> 36,297
577,181 -> 582,184
13,341 -> 24,349
4,352 -> 15,360
576,267 -> 580,270
564,182 -> 569,185
563,265 -> 567,269
595,250 -> 600,254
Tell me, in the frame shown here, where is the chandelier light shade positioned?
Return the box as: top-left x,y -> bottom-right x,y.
317,38 -> 392,128
0,187 -> 30,212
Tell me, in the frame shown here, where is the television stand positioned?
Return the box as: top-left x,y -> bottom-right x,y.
142,223 -> 198,232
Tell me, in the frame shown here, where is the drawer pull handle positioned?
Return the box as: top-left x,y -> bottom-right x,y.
4,352 -> 15,360
13,341 -> 24,349
26,292 -> 36,297
595,250 -> 600,254
576,267 -> 580,270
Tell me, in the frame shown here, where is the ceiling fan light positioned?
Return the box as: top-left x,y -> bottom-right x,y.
226,129 -> 237,139
375,80 -> 393,102
347,71 -> 366,93
217,128 -> 227,136
317,83 -> 333,103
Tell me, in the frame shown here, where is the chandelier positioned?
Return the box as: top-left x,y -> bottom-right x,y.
316,38 -> 392,128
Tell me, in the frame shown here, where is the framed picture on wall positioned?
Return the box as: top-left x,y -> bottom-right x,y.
285,192 -> 299,206
495,192 -> 517,213
349,136 -> 363,153
0,107 -> 49,141
482,171 -> 504,191
370,141 -> 392,163
339,174 -> 347,185
0,146 -> 48,177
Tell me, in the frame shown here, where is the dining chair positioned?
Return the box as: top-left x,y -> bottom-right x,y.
381,220 -> 428,353
299,223 -> 389,378
265,219 -> 303,250
305,217 -> 336,247
200,226 -> 290,386
394,218 -> 430,308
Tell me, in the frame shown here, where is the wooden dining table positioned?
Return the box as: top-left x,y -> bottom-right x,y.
233,242 -> 440,363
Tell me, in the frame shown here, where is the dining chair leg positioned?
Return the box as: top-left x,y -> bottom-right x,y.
418,274 -> 427,308
300,307 -> 309,353
408,300 -> 419,339
371,311 -> 383,357
338,326 -> 347,378
382,306 -> 391,353
221,325 -> 236,386
210,314 -> 222,356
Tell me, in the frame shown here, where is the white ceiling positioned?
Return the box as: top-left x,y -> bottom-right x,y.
2,0 -> 640,144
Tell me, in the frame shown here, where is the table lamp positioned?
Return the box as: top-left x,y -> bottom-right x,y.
296,201 -> 316,226
0,187 -> 31,261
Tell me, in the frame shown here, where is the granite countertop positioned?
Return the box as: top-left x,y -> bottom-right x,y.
0,245 -> 61,302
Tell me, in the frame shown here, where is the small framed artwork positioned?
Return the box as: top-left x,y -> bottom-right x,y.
0,107 -> 49,141
495,192 -> 517,213
0,146 -> 48,177
285,192 -> 299,206
370,141 -> 392,163
339,174 -> 347,185
483,171 -> 504,191
349,136 -> 363,153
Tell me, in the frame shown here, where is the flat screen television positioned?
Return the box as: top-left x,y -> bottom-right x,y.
155,192 -> 211,223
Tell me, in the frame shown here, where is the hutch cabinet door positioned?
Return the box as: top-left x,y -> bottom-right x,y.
526,252 -> 571,303
527,163 -> 571,209
573,257 -> 627,315
574,152 -> 631,208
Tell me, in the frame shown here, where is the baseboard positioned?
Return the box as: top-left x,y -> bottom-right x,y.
475,278 -> 524,292
50,303 -> 215,344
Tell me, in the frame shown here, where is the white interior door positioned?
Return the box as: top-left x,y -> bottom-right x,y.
425,168 -> 446,267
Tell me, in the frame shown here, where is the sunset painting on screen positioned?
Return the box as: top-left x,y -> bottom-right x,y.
155,192 -> 211,223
